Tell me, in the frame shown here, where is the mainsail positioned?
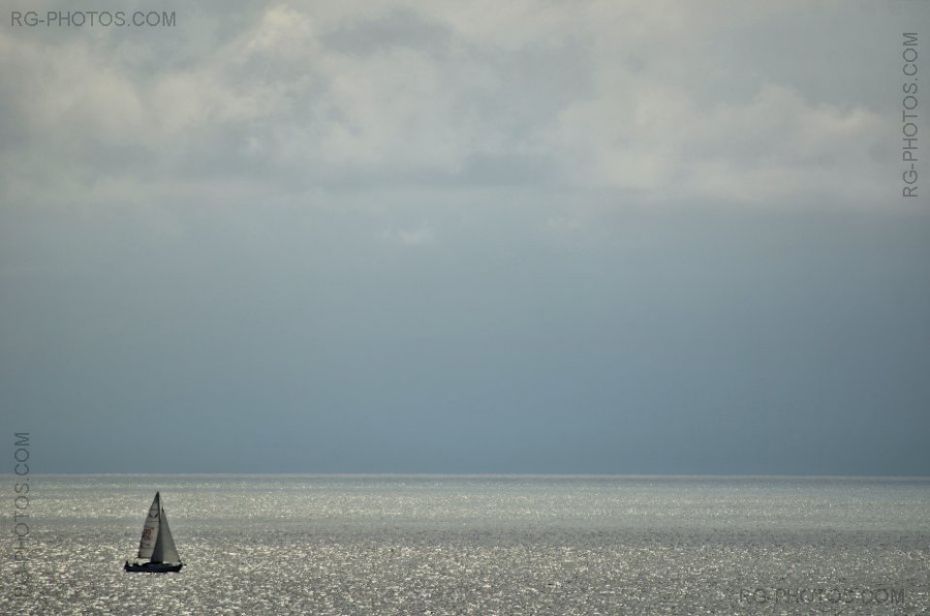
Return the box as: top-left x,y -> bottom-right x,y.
136,492 -> 181,563
137,492 -> 161,559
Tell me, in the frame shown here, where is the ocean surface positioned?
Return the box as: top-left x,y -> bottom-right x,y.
2,475 -> 929,615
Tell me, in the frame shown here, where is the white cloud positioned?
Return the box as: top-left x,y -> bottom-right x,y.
379,224 -> 437,247
0,1 -> 908,212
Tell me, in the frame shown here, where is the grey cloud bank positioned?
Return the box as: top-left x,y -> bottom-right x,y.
0,1 -> 903,206
1,1 -> 928,474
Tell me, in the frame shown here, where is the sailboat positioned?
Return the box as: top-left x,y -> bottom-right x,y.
124,491 -> 184,573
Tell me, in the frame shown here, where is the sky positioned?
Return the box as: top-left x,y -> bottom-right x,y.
1,0 -> 929,474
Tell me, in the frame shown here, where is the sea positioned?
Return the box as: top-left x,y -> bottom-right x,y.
3,475 -> 929,615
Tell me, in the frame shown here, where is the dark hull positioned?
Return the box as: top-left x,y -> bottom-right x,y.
124,561 -> 183,573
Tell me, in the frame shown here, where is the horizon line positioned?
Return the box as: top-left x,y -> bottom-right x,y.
6,472 -> 930,480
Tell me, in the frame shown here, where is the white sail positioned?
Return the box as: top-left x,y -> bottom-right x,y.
151,502 -> 180,563
136,492 -> 161,559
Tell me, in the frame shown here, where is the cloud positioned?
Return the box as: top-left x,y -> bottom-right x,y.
549,82 -> 885,204
0,1 -> 910,212
379,224 -> 437,246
